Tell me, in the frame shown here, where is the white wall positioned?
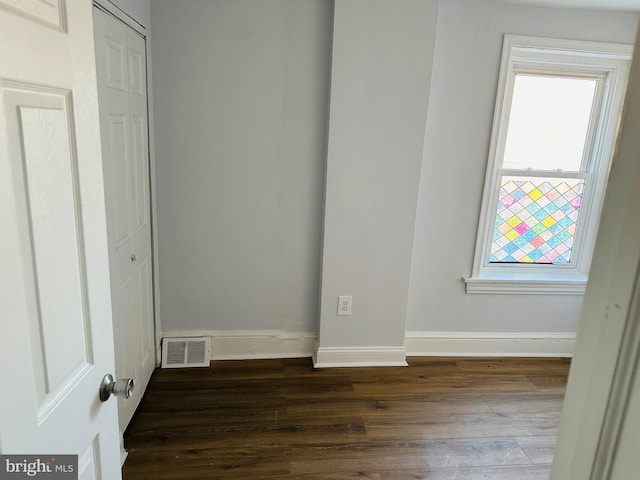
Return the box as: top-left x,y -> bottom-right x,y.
317,0 -> 438,352
405,0 -> 639,334
151,0 -> 332,332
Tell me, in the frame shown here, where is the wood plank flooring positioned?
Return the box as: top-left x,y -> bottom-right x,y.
123,357 -> 570,480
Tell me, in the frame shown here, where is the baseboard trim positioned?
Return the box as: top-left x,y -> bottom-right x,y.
161,330 -> 575,362
162,330 -> 317,360
314,346 -> 408,368
405,331 -> 575,357
120,449 -> 128,467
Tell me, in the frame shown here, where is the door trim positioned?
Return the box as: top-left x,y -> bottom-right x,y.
590,263 -> 640,479
93,0 -> 146,36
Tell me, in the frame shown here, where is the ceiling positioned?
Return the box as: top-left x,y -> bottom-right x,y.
498,0 -> 640,11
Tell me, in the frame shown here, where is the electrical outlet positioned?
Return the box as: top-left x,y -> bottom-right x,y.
337,295 -> 352,316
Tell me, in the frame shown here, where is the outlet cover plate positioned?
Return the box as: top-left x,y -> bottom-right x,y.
338,295 -> 352,316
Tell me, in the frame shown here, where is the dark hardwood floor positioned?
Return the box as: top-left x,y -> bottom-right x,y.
123,357 -> 570,480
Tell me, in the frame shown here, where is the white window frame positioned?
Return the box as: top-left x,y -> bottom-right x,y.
465,35 -> 632,295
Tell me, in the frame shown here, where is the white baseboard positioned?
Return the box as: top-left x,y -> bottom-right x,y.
405,331 -> 575,357
314,346 -> 408,368
162,330 -> 317,360
161,330 -> 575,363
120,448 -> 128,467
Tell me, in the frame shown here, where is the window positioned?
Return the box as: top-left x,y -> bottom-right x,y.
465,35 -> 632,295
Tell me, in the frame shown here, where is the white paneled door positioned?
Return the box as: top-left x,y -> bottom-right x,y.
0,1 -> 122,478
93,7 -> 155,439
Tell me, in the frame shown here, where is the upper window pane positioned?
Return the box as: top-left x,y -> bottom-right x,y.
502,75 -> 597,171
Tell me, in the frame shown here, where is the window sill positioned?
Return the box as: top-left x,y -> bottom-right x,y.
463,275 -> 587,295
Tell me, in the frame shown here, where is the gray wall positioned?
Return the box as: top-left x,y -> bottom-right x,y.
151,0 -> 638,339
318,0 -> 438,349
107,0 -> 150,27
405,0 -> 639,334
151,0 -> 332,332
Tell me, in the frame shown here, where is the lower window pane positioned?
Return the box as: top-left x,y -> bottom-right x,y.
490,176 -> 584,264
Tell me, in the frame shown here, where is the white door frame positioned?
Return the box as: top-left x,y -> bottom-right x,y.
551,22 -> 640,479
93,0 -> 162,364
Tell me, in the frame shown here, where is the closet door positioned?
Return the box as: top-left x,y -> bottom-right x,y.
93,6 -> 155,441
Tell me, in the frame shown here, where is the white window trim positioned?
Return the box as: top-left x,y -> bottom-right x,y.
465,35 -> 632,295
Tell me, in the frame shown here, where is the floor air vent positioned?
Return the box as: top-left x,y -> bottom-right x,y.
161,337 -> 211,368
